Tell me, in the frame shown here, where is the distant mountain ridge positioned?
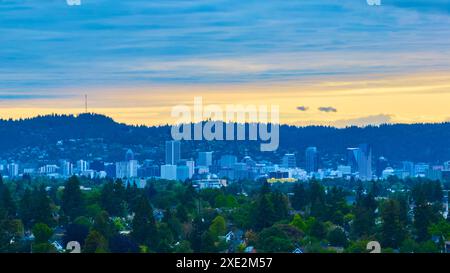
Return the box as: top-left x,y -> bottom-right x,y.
1,113 -> 450,163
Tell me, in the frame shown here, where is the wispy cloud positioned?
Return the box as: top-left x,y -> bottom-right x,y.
332,114 -> 393,128
296,106 -> 309,112
1,0 -> 450,97
318,106 -> 337,113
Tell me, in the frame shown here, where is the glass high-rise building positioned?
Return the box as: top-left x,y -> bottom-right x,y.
198,151 -> 213,167
357,144 -> 372,181
219,155 -> 238,169
161,164 -> 177,180
282,153 -> 296,169
305,147 -> 318,173
347,148 -> 360,173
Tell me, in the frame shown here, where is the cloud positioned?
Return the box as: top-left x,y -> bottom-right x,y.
387,0 -> 450,14
0,93 -> 71,100
318,106 -> 337,113
332,114 -> 393,128
296,106 -> 309,112
1,0 -> 450,95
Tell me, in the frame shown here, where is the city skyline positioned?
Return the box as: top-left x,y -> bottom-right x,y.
3,135 -> 449,185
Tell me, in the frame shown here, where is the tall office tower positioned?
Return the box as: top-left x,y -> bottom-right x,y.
125,149 -> 135,161
414,163 -> 430,176
115,161 -> 129,179
347,148 -> 360,173
305,147 -> 319,172
115,160 -> 138,178
185,160 -> 195,179
128,160 -> 138,178
160,164 -> 177,180
176,165 -> 190,181
358,144 -> 372,181
219,155 -> 238,168
198,151 -> 213,167
282,153 -> 297,169
7,163 -> 19,178
376,156 -> 388,177
76,160 -> 88,173
60,160 -> 73,177
165,141 -> 181,165
402,161 -> 415,177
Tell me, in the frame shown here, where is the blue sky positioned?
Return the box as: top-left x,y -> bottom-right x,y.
1,0 -> 449,94
0,0 -> 450,126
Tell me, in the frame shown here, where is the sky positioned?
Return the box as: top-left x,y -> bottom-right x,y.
1,0 -> 450,127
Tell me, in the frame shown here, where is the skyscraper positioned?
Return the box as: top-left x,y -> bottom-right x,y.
347,148 -> 359,173
198,151 -> 213,167
357,144 -> 372,181
128,160 -> 138,178
115,161 -> 129,179
161,164 -> 177,180
76,160 -> 88,174
165,141 -> 181,165
282,153 -> 296,169
185,160 -> 195,179
7,163 -> 19,178
305,147 -> 318,173
125,149 -> 135,161
176,165 -> 190,181
115,160 -> 138,178
60,160 -> 73,177
219,155 -> 238,169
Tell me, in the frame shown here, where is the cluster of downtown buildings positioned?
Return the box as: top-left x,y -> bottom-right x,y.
2,141 -> 450,189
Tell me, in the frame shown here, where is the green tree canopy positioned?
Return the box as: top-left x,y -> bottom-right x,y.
62,176 -> 85,221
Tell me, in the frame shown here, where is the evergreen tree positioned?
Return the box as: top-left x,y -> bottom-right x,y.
180,183 -> 197,210
209,215 -> 226,238
309,180 -> 327,220
200,230 -> 217,252
414,202 -> 434,242
309,219 -> 327,239
33,186 -> 54,227
352,193 -> 376,238
125,182 -> 140,212
100,180 -> 126,217
131,195 -> 157,248
0,179 -> 16,217
412,184 -> 440,242
0,211 -> 24,252
260,181 -> 271,195
84,230 -> 109,253
61,176 -> 85,221
109,234 -> 139,253
176,204 -> 189,222
271,191 -> 289,221
190,216 -> 207,253
93,210 -> 115,240
19,189 -> 34,228
32,223 -> 53,244
63,223 -> 89,248
253,194 -> 275,231
327,227 -> 348,247
380,199 -> 405,248
291,183 -> 307,210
